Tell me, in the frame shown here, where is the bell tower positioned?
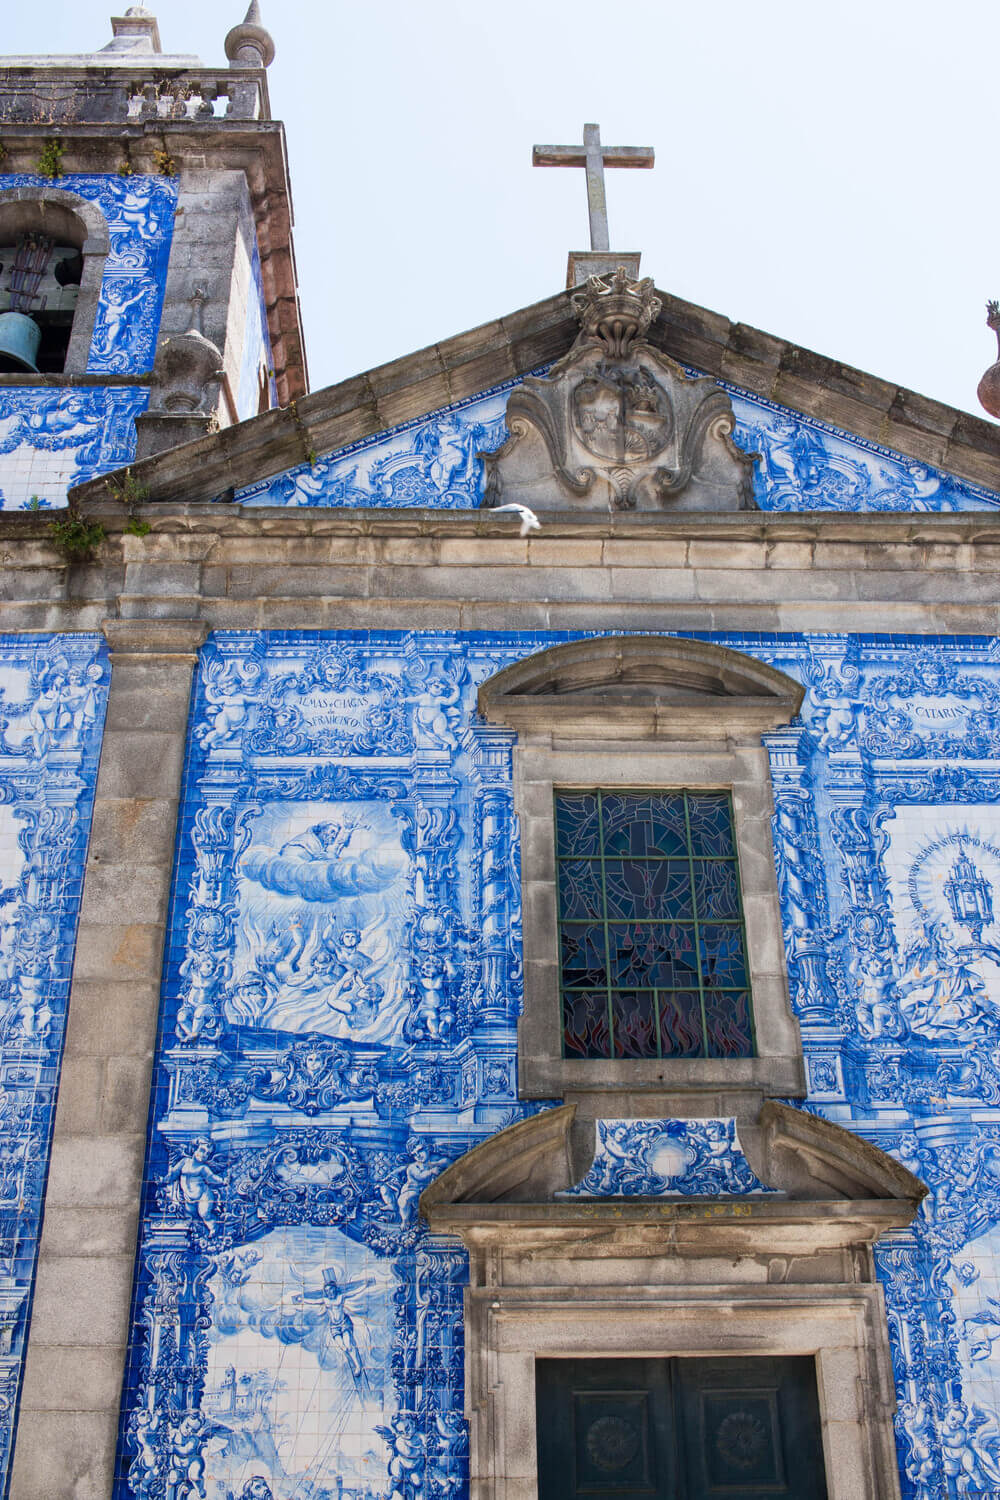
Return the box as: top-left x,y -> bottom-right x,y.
0,3 -> 307,508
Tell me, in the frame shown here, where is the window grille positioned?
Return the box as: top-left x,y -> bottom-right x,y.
555,790 -> 754,1060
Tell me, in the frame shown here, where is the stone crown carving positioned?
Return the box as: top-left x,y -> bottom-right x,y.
480,268 -> 757,514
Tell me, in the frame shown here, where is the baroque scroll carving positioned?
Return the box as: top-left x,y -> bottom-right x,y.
480,268 -> 756,514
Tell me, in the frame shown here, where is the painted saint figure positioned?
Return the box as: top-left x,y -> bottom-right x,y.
896,920 -> 994,1040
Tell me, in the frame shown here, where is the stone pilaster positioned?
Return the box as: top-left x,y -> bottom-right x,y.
9,619 -> 206,1500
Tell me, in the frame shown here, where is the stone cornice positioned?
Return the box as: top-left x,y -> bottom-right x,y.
4,504 -> 1000,637
34,502 -> 1000,543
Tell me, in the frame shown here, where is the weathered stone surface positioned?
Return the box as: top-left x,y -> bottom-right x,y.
482,271 -> 756,515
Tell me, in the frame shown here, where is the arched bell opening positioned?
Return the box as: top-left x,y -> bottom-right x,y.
0,189 -> 109,375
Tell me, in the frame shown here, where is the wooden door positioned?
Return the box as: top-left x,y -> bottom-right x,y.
536,1355 -> 828,1500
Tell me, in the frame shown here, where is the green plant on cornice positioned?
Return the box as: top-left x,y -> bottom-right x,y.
152,144 -> 176,176
47,508 -> 106,563
26,496 -> 42,512
106,466 -> 152,536
36,139 -> 64,180
117,153 -> 136,177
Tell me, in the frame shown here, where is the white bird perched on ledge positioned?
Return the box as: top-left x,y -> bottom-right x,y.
491,504 -> 541,537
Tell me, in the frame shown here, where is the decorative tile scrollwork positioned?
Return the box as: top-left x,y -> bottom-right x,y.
0,387 -> 148,510
234,373 -> 1000,515
112,628 -> 1000,1500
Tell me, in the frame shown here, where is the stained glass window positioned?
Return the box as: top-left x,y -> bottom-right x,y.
556,790 -> 754,1061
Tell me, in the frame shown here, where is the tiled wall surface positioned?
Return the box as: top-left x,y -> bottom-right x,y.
235,375 -> 1000,515
0,633 -> 110,1490
0,173 -> 176,512
2,174 -> 178,376
110,627 -> 1000,1500
0,387 -> 149,510
234,232 -> 275,422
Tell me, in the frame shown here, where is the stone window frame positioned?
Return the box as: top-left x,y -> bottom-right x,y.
478,635 -> 807,1102
0,186 -> 110,375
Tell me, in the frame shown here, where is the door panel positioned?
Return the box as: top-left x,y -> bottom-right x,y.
537,1358 -> 672,1500
536,1356 -> 827,1500
674,1356 -> 828,1499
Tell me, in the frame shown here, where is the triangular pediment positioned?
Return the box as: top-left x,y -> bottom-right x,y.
72,281 -> 1000,515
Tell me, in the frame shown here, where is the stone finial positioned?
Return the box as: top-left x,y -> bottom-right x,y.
977,300 -> 1000,420
225,0 -> 275,68
133,285 -> 224,459
103,6 -> 162,54
571,268 -> 661,359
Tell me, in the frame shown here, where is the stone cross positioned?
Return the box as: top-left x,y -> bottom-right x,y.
532,124 -> 654,253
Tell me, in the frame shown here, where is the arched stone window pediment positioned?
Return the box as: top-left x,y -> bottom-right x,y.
0,186 -> 110,375
421,1101 -> 927,1221
478,635 -> 804,740
478,634 -> 806,1103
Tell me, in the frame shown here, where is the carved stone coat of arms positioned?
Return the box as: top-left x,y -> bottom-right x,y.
480,269 -> 756,513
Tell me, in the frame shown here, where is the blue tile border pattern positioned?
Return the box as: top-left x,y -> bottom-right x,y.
233,371 -> 1000,515
0,632 -> 110,1495
0,387 -> 149,510
108,626 -> 1000,1500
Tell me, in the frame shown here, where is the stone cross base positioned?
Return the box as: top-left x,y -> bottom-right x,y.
566,249 -> 642,287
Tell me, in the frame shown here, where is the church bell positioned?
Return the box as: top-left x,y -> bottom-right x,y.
0,311 -> 41,373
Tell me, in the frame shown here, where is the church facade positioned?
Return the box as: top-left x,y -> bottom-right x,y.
4,10 -> 1000,1500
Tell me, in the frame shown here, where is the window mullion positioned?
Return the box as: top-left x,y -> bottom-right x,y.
683,791 -> 710,1058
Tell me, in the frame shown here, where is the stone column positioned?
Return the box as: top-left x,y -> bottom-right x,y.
9,619 -> 206,1500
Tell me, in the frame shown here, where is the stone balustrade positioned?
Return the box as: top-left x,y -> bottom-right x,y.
0,67 -> 270,125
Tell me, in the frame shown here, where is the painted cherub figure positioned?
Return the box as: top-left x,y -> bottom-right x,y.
164,1139 -> 225,1233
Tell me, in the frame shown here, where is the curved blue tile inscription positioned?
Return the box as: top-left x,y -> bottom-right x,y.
116,628 -> 1000,1500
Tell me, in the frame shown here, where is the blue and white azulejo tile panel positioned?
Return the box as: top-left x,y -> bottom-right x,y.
0,632 -> 110,1495
727,388 -> 1000,513
3,174 -> 177,375
235,380 -> 518,510
115,631 -> 537,1500
233,372 -> 1000,515
116,628 -> 1000,1500
559,1117 -> 776,1197
0,386 -> 148,510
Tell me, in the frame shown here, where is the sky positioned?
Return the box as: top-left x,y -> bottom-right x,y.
4,0 -> 999,422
